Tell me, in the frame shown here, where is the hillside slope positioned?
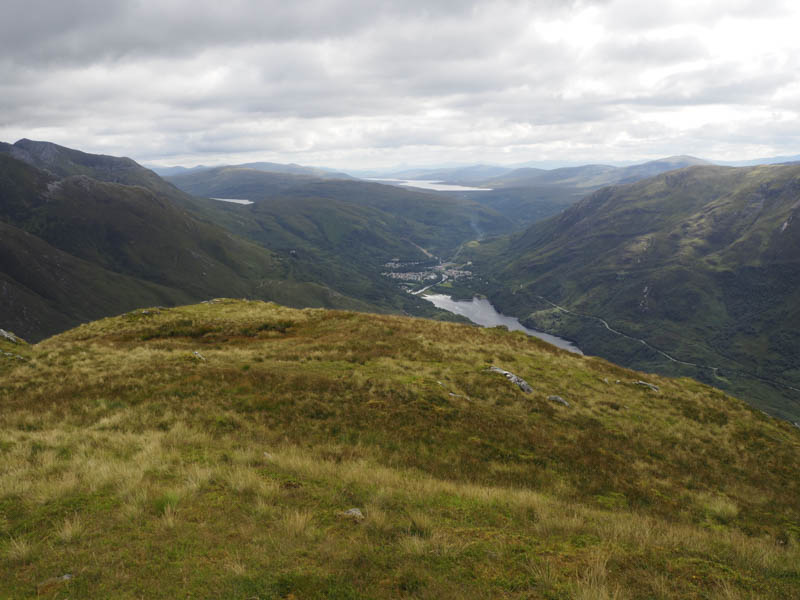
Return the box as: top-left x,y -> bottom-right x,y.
458,157 -> 713,228
470,164 -> 800,420
166,166 -> 512,252
0,152 -> 382,340
0,300 -> 798,598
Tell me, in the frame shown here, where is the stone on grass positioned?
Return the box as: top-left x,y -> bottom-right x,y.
488,366 -> 533,393
342,508 -> 365,522
634,380 -> 659,392
547,395 -> 569,407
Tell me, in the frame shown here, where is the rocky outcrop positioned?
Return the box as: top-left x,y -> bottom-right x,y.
0,329 -> 21,344
488,366 -> 533,393
634,380 -> 659,392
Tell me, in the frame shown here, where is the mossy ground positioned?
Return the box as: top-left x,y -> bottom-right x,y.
1,300 -> 799,598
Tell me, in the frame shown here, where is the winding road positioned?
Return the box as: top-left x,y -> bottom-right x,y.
535,295 -> 800,397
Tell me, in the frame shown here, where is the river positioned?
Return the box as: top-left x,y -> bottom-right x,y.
423,294 -> 583,355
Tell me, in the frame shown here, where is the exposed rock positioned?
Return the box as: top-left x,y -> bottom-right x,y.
488,366 -> 533,393
193,351 -> 206,361
547,395 -> 569,407
342,508 -> 365,522
0,329 -> 21,344
634,380 -> 659,392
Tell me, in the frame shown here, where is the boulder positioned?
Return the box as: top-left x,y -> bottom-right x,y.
634,380 -> 659,392
342,508 -> 365,522
488,366 -> 533,393
547,395 -> 569,407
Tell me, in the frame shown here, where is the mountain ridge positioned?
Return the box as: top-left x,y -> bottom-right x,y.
467,163 -> 800,420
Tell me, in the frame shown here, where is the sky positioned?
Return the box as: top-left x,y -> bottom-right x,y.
1,0 -> 799,170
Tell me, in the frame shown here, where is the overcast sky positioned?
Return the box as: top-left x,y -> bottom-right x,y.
1,0 -> 799,169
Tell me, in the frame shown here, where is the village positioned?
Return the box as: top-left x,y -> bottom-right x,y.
381,257 -> 474,292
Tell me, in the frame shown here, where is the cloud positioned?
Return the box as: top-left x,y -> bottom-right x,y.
0,0 -> 798,168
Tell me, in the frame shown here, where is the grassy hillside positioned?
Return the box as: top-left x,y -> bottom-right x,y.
468,164 -> 800,421
0,152 -> 397,341
0,219 -> 193,340
445,157 -> 714,229
166,167 -> 512,252
1,300 -> 798,598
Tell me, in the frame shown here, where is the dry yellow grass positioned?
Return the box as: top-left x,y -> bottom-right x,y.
0,300 -> 798,598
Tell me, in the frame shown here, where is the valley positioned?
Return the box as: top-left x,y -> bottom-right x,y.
2,138 -> 798,423
2,137 -> 800,599
5,4 -> 800,598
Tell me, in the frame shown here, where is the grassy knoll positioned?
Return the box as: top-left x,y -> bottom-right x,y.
1,300 -> 799,598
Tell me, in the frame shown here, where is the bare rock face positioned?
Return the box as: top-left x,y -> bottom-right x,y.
548,395 -> 569,407
488,366 -> 533,393
0,329 -> 21,344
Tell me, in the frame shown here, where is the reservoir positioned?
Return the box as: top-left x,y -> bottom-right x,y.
210,197 -> 254,205
366,178 -> 492,192
423,294 -> 583,355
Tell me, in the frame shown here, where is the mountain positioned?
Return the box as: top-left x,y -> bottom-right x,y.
165,166 -> 514,303
0,147 -> 394,340
442,157 -> 714,231
2,138 -> 190,205
376,164 -> 513,183
150,161 -> 353,180
614,155 -> 712,183
469,163 -> 800,420
166,165 -> 328,197
716,154 -> 800,167
1,299 -> 798,598
237,161 -> 353,180
147,164 -> 211,177
482,156 -> 711,189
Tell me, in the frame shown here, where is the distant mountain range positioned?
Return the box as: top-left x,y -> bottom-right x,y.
468,163 -> 800,421
364,154 -> 800,185
149,161 -> 353,180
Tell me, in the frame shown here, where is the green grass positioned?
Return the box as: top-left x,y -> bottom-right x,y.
1,299 -> 799,598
